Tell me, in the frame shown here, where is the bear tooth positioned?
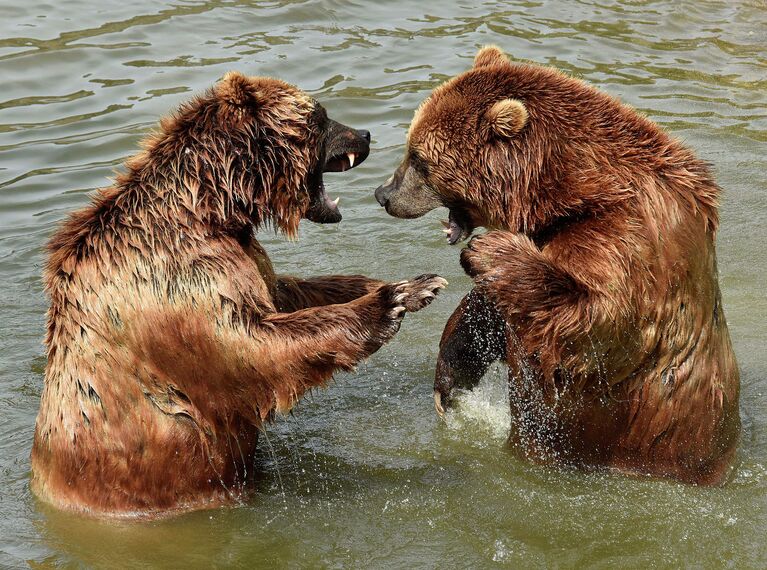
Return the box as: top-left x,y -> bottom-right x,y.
347,153 -> 355,168
333,197 -> 340,206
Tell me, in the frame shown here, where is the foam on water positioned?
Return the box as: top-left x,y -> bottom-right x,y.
444,365 -> 511,443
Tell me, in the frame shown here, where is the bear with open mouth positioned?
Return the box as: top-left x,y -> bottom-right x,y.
31,71 -> 446,517
375,46 -> 740,486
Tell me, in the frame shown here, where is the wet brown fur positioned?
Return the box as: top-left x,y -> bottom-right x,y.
422,47 -> 739,485
31,72 -> 444,517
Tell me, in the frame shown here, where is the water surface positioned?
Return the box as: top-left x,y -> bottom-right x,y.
1,1 -> 765,567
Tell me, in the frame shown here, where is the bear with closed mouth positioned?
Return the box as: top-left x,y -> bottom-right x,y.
32,71 -> 446,517
375,46 -> 739,486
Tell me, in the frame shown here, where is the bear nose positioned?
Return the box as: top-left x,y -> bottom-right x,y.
357,129 -> 371,143
375,181 -> 391,207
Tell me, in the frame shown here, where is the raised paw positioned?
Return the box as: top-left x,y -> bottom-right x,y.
390,274 -> 448,314
460,235 -> 495,278
373,275 -> 447,345
460,231 -> 534,279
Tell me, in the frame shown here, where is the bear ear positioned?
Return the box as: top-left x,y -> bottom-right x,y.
474,45 -> 510,69
216,71 -> 257,107
484,99 -> 528,138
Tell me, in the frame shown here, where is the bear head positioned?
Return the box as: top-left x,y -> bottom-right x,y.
148,71 -> 370,236
375,46 -> 594,244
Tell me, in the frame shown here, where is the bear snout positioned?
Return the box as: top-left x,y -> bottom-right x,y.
375,176 -> 394,207
357,129 -> 371,143
374,164 -> 443,219
323,120 -> 371,172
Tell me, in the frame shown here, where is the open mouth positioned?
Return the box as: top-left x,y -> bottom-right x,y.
306,149 -> 369,224
324,150 -> 366,173
440,207 -> 474,245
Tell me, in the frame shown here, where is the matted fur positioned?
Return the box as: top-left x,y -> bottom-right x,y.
410,47 -> 739,485
31,73 -> 445,517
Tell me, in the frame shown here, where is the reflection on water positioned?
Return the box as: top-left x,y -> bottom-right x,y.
1,0 -> 765,567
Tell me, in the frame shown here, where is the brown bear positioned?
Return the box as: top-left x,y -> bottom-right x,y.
31,71 -> 447,517
375,46 -> 740,486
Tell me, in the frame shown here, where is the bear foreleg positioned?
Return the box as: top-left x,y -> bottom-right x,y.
434,289 -> 507,413
460,231 -> 593,375
252,274 -> 447,413
274,275 -> 386,312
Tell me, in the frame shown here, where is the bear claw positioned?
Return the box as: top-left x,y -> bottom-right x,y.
388,274 -> 448,314
434,391 -> 446,417
388,306 -> 407,319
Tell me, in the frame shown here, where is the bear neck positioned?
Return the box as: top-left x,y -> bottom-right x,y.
46,120 -> 309,285
116,125 -> 307,239
493,75 -> 719,238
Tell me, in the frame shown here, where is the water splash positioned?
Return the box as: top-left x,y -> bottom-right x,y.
259,427 -> 289,517
444,364 -> 511,443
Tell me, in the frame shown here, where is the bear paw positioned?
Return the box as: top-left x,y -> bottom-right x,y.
460,231 -> 537,279
388,274 -> 448,316
374,275 -> 447,345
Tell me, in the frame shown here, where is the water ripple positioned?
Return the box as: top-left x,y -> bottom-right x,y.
0,0 -> 765,567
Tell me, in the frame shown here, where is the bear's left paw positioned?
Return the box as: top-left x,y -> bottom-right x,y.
390,274 -> 448,314
373,275 -> 448,345
460,231 -> 535,278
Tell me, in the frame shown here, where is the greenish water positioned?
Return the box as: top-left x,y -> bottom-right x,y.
1,0 -> 766,567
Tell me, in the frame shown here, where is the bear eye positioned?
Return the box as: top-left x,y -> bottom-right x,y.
409,150 -> 430,178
